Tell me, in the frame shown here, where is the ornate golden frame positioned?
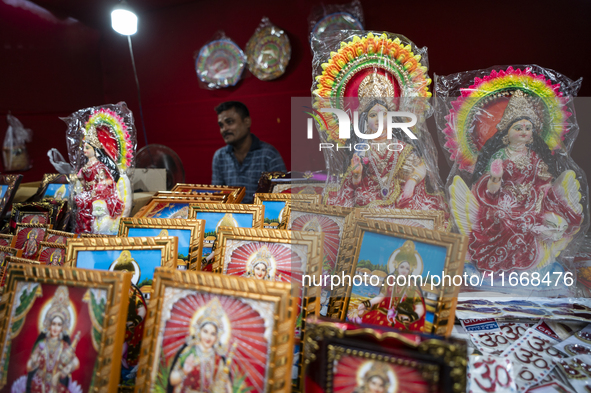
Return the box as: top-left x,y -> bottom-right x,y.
118,217 -> 205,271
302,318 -> 467,393
329,216 -> 467,337
134,196 -> 224,218
37,241 -> 66,265
65,237 -> 178,296
356,208 -> 448,232
171,183 -> 246,203
0,234 -> 13,246
36,173 -> 76,201
44,229 -> 78,244
253,193 -> 322,229
134,269 -> 297,393
154,191 -> 229,202
189,203 -> 265,228
214,227 -> 324,392
0,264 -> 131,392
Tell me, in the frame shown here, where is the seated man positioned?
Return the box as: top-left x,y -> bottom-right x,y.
212,101 -> 286,203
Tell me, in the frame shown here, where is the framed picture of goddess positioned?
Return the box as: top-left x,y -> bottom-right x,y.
134,269 -> 297,393
213,226 -> 323,391
330,216 -> 467,336
0,263 -> 131,393
65,236 -> 178,298
118,217 -> 205,271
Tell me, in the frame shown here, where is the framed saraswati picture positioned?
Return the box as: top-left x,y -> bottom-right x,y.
0,264 -> 131,393
254,194 -> 321,230
214,227 -> 324,391
357,208 -> 448,232
65,237 -> 178,298
37,241 -> 66,266
329,216 -> 468,336
171,183 -> 246,203
11,224 -> 51,260
134,269 -> 297,393
0,174 -> 22,219
289,203 -> 353,316
118,217 -> 205,271
134,196 -> 223,219
30,173 -> 75,202
302,318 -> 468,393
189,204 -> 264,262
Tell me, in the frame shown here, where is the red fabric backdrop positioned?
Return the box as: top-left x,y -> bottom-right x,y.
1,0 -> 590,184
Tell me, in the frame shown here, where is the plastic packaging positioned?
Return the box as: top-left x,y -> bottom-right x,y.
61,102 -> 136,234
308,0 -> 364,46
434,65 -> 589,283
555,354 -> 591,391
245,17 -> 290,81
311,30 -> 449,224
554,323 -> 591,356
3,114 -> 32,171
195,31 -> 246,89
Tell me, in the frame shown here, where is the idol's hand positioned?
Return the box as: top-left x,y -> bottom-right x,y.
398,179 -> 417,203
357,302 -> 366,313
487,159 -> 503,194
351,155 -> 363,185
183,354 -> 196,374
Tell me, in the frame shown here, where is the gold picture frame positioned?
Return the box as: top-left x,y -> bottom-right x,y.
37,241 -> 67,266
0,234 -> 13,247
0,263 -> 131,392
32,173 -> 76,201
134,269 -> 297,393
154,191 -> 229,202
11,223 -> 52,260
65,236 -> 178,298
118,217 -> 205,271
44,229 -> 78,244
171,183 -> 246,203
134,196 -> 223,218
356,208 -> 448,232
214,226 -> 324,391
329,216 -> 467,336
254,193 -> 322,230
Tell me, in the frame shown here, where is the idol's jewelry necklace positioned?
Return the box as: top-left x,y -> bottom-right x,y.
368,146 -> 397,199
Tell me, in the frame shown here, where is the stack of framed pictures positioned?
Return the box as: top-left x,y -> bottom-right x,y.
171,183 -> 246,203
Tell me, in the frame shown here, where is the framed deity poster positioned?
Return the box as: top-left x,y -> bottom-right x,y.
0,174 -> 22,219
0,235 -> 13,247
357,208 -> 448,232
302,317 -> 468,393
171,183 -> 246,203
44,229 -> 78,245
188,203 -> 264,263
289,203 -> 353,316
329,216 -> 468,336
11,223 -> 51,260
254,193 -> 322,230
0,264 -> 131,393
29,173 -> 75,202
118,217 -> 205,271
0,246 -> 23,287
65,237 -> 178,298
134,269 -> 297,393
134,196 -> 223,219
214,227 -> 324,391
9,202 -> 54,231
37,241 -> 66,266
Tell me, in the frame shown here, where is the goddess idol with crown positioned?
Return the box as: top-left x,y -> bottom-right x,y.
312,32 -> 448,215
439,66 -> 587,273
63,104 -> 135,234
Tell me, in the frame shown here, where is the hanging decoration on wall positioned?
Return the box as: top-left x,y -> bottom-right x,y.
195,31 -> 246,89
308,0 -> 364,43
245,17 -> 291,81
62,102 -> 136,234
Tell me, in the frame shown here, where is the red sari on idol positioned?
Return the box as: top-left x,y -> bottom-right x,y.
469,148 -> 583,272
74,160 -> 123,234
328,142 -> 445,211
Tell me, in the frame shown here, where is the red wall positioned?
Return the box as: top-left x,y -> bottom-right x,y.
2,0 -> 591,184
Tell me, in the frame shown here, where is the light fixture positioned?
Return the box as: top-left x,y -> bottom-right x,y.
111,0 -> 137,35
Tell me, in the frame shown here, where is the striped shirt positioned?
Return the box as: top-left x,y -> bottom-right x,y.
211,134 -> 286,203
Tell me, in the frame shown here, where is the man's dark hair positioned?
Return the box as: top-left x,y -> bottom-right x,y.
214,101 -> 250,120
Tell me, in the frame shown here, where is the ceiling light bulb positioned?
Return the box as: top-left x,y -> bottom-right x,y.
111,6 -> 137,35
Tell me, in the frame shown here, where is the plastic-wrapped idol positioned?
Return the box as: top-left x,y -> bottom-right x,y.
435,65 -> 588,278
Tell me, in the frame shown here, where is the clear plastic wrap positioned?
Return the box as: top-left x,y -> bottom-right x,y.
61,102 -> 136,234
245,17 -> 290,81
434,65 -> 589,286
310,30 -> 449,225
194,31 -> 246,90
308,0 -> 364,45
3,114 -> 32,171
